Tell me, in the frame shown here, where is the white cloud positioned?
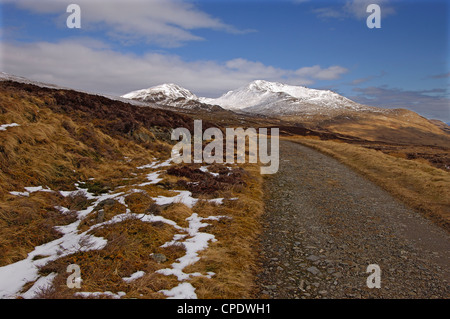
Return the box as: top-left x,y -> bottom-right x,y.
0,40 -> 349,97
1,0 -> 248,47
295,65 -> 348,80
345,0 -> 395,19
313,0 -> 395,20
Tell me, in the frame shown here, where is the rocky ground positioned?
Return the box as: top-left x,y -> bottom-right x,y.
256,140 -> 450,299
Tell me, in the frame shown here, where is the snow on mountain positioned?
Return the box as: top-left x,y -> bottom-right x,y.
121,83 -> 218,110
200,80 -> 370,116
121,83 -> 224,111
122,80 -> 378,116
122,83 -> 198,104
3,72 -> 376,116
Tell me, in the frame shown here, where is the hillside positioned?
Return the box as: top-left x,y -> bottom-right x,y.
0,80 -> 264,299
283,109 -> 450,149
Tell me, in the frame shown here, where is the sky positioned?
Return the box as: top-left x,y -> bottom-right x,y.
0,0 -> 449,122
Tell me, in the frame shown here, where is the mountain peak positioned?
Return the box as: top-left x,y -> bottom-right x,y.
121,83 -> 223,111
201,80 -> 364,115
122,83 -> 198,101
247,80 -> 302,92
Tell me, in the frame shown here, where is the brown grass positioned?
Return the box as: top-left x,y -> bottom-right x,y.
186,164 -> 264,298
0,80 -> 266,299
37,217 -> 182,299
0,192 -> 78,265
283,108 -> 450,148
30,164 -> 264,299
166,164 -> 247,196
0,81 -> 171,266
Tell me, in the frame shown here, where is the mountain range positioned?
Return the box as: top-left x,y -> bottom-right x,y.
121,79 -> 450,147
122,80 -> 379,116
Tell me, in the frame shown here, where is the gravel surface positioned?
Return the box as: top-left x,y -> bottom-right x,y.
257,140 -> 450,299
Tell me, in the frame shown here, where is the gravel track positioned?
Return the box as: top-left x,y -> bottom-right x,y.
257,140 -> 449,299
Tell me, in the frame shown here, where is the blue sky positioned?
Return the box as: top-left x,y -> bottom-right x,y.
0,0 -> 449,122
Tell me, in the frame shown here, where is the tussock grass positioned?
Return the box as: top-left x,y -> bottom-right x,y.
37,218 -> 182,299
158,203 -> 192,229
0,192 -> 79,265
289,136 -> 450,231
1,81 -> 266,299
185,164 -> 264,298
167,164 -> 247,196
0,84 -> 168,266
32,165 -> 264,299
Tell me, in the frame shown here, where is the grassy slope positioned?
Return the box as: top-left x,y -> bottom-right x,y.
284,108 -> 450,148
0,81 -> 264,299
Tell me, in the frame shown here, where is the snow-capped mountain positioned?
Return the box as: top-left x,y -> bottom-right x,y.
121,83 -> 222,111
200,80 -> 370,116
122,80 -> 376,116
122,83 -> 197,105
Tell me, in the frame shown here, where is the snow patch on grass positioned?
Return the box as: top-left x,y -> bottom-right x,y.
160,282 -> 197,299
122,271 -> 145,283
157,213 -> 226,285
74,291 -> 126,299
2,159 -> 236,299
0,123 -> 20,131
21,273 -> 57,299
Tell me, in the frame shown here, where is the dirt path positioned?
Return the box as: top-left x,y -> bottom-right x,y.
257,140 -> 450,299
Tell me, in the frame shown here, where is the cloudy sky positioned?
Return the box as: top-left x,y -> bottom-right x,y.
0,0 -> 449,122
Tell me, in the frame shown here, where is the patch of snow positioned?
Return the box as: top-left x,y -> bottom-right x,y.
0,186 -> 117,298
21,273 -> 57,299
137,158 -> 172,170
74,291 -> 126,299
138,171 -> 163,186
9,186 -> 53,197
199,166 -> 219,177
122,271 -> 145,283
0,123 -> 20,131
208,198 -> 224,205
9,191 -> 29,197
54,206 -> 72,214
24,186 -> 53,193
93,212 -> 184,231
0,222 -> 107,299
0,211 -> 109,297
152,190 -> 198,208
205,272 -> 215,279
160,282 -> 197,299
157,213 -> 226,281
